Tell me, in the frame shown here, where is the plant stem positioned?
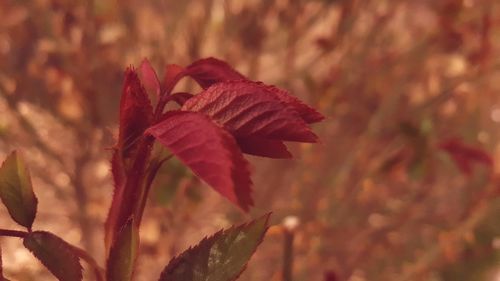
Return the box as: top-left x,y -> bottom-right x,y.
0,229 -> 27,238
283,229 -> 294,281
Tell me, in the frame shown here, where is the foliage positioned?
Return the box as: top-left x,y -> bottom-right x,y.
1,0 -> 500,280
0,57 -> 322,280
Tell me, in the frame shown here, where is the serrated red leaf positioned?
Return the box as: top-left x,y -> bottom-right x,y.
118,68 -> 153,168
184,58 -> 323,123
182,80 -> 318,143
261,84 -> 325,124
106,69 -> 153,252
185,57 -> 246,89
438,138 -> 493,175
23,231 -> 83,281
236,137 -> 292,159
146,111 -> 253,211
158,213 -> 270,281
139,58 -> 161,99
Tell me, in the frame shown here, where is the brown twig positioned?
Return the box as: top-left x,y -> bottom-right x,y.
0,229 -> 27,238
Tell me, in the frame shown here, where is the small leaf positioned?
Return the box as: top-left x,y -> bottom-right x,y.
139,58 -> 161,99
182,80 -> 318,143
146,111 -> 253,211
117,68 -> 153,170
23,231 -> 82,281
0,151 -> 38,229
438,138 -> 493,175
106,219 -> 139,281
185,57 -> 246,89
163,64 -> 185,93
236,137 -> 292,159
158,213 -> 270,281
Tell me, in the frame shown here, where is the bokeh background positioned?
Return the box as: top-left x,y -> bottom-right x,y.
1,0 -> 500,280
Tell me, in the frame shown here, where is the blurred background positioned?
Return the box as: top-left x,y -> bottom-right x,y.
1,0 -> 500,280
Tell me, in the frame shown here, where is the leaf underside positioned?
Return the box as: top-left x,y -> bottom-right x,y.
23,231 -> 83,281
158,213 -> 271,281
146,111 -> 253,211
0,151 -> 38,229
236,137 -> 292,159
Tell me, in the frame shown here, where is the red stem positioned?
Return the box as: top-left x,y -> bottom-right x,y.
153,73 -> 184,121
0,229 -> 27,238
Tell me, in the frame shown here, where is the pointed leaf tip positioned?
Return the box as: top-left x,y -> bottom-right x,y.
158,213 -> 271,281
139,58 -> 161,99
118,69 -> 153,167
0,151 -> 38,229
146,111 -> 253,211
262,84 -> 325,124
23,231 -> 82,281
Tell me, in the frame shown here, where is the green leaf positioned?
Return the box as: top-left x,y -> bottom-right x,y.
23,231 -> 82,281
158,213 -> 271,281
0,151 -> 38,229
106,218 -> 139,281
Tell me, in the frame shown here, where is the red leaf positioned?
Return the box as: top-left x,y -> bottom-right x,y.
117,68 -> 153,168
139,59 -> 161,99
106,68 -> 153,252
170,92 -> 194,106
184,58 -> 323,124
185,57 -> 246,89
146,111 -> 253,211
163,64 -> 185,93
236,137 -> 292,159
261,84 -> 324,124
438,138 -> 493,175
182,80 -> 318,143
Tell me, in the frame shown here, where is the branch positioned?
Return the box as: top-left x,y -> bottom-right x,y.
0,229 -> 27,238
